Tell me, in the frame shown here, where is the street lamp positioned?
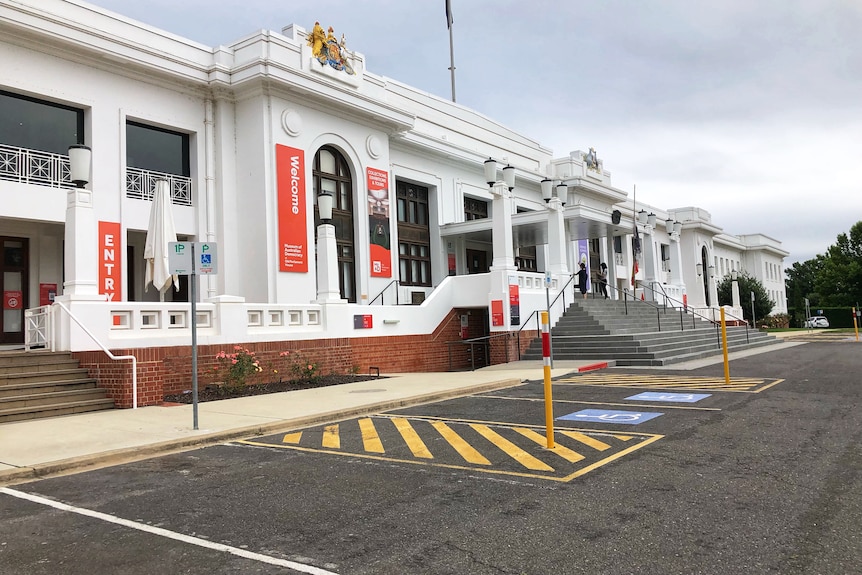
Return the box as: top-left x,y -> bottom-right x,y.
318,190 -> 333,224
665,218 -> 674,234
647,212 -> 656,229
638,209 -> 647,225
673,221 -> 682,235
555,182 -> 567,207
68,145 -> 91,188
541,178 -> 553,203
696,263 -> 703,277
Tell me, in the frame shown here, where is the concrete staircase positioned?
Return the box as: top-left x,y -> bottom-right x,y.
522,298 -> 780,366
0,350 -> 115,423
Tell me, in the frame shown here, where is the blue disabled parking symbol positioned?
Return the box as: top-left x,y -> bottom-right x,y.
626,392 -> 711,403
557,409 -> 663,425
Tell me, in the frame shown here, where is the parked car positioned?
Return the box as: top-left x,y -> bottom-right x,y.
805,316 -> 830,328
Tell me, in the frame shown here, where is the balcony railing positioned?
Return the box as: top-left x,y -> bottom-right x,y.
0,144 -> 193,207
126,167 -> 192,206
0,144 -> 72,188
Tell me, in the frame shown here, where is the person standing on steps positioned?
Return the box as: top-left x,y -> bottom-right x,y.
577,262 -> 589,299
597,262 -> 609,299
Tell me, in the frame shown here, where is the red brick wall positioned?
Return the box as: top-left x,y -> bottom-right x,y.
72,307 -> 539,408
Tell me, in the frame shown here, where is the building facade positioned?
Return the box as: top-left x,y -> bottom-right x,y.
0,1 -> 788,406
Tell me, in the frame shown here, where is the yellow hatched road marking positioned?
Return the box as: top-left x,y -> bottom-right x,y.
358,418 -> 384,453
471,424 -> 554,472
322,424 -> 340,449
431,421 -> 491,465
282,432 -> 303,444
514,428 -> 585,463
392,418 -> 433,459
560,430 -> 612,451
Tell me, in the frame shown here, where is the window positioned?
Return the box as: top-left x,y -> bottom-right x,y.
660,244 -> 670,272
464,197 -> 488,220
126,121 -> 189,176
0,90 -> 84,154
313,146 -> 355,302
516,246 -> 537,272
396,181 -> 431,287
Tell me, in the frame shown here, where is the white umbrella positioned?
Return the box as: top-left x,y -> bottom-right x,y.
144,179 -> 179,301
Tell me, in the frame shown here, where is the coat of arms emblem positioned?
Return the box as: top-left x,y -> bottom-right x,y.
307,22 -> 355,75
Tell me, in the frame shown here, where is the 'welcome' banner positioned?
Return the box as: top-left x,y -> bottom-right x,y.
276,145 -> 308,272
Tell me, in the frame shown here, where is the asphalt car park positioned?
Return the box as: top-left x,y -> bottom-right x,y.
2,341 -> 861,574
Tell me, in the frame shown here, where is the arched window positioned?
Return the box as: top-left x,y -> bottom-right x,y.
313,146 -> 355,302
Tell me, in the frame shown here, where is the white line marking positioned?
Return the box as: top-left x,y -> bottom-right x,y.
1,487 -> 340,575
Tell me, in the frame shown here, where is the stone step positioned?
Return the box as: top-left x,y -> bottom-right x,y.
0,398 -> 117,424
0,368 -> 95,386
0,387 -> 109,410
0,378 -> 102,399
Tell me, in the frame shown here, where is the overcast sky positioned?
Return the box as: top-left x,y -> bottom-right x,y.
85,0 -> 862,266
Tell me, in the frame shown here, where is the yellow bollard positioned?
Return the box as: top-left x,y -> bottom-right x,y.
541,311 -> 555,448
720,308 -> 730,385
853,307 -> 859,342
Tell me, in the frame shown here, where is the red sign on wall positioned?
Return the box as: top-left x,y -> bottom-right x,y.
491,299 -> 504,327
3,290 -> 23,310
39,283 -> 57,307
367,167 -> 391,278
276,144 -> 308,272
99,221 -> 122,301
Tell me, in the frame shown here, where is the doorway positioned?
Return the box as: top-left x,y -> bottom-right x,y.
466,249 -> 489,274
1,237 -> 28,344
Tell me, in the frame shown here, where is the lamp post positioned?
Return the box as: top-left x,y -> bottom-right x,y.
750,290 -> 756,329
315,190 -> 342,302
731,269 -> 741,310
63,145 -> 99,297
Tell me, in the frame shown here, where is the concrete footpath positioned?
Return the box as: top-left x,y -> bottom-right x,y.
0,359 -> 613,486
0,333 -> 816,486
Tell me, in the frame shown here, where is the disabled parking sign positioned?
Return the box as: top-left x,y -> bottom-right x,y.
557,409 -> 663,425
626,392 -> 711,403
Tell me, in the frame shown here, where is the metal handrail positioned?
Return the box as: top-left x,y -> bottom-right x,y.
446,332 -> 514,371
368,279 -> 399,305
641,280 -> 750,341
52,301 -> 140,409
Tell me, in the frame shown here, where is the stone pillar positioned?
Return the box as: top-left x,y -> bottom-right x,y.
62,187 -> 99,297
489,182 -> 517,331
316,223 -> 345,303
642,226 -> 657,300
546,197 -> 568,275
490,182 -> 515,270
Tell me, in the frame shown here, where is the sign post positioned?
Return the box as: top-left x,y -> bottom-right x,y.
169,242 -> 218,430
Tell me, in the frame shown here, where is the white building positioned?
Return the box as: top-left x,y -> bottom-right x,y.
0,0 -> 788,406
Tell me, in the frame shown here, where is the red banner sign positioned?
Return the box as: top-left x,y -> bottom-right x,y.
367,167 -> 391,278
276,145 -> 308,272
99,221 -> 122,301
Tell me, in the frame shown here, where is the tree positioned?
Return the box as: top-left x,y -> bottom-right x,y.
785,256 -> 825,312
784,221 -> 862,315
813,221 -> 862,307
717,270 -> 774,323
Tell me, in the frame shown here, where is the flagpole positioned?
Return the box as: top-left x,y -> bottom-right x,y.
446,0 -> 456,102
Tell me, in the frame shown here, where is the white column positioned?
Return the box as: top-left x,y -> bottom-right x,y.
489,182 -> 517,331
546,197 -> 568,275
316,224 -> 345,303
669,233 -> 684,285
62,188 -> 99,297
642,227 -> 657,300
490,182 -> 515,270
604,231 -> 616,296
